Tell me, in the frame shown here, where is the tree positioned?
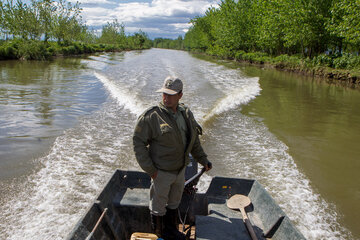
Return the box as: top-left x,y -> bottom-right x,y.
98,19 -> 126,46
328,0 -> 360,52
128,30 -> 152,49
184,8 -> 218,52
52,0 -> 83,44
34,0 -> 55,42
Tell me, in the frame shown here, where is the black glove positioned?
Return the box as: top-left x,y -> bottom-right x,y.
205,161 -> 212,171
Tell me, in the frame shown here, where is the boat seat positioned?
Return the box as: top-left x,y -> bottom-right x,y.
113,188 -> 152,238
113,188 -> 149,207
195,197 -> 255,240
208,197 -> 241,218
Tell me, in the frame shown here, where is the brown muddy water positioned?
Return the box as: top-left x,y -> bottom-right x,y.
0,49 -> 359,239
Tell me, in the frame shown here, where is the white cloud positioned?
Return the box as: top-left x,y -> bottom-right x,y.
170,23 -> 192,32
68,0 -> 115,4
78,0 -> 219,38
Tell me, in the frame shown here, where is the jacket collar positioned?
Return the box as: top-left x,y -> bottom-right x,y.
158,102 -> 185,115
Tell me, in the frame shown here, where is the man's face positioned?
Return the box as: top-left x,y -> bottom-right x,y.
162,92 -> 182,110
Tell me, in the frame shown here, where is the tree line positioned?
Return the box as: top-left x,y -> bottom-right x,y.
0,0 -> 152,60
157,0 -> 360,72
153,36 -> 184,50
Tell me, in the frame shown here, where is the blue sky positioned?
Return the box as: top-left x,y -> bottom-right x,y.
67,0 -> 220,39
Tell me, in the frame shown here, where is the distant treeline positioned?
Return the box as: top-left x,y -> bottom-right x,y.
153,36 -> 184,50
158,0 -> 360,73
0,0 -> 152,60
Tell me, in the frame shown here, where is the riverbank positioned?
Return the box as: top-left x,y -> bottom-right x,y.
246,54 -> 360,87
188,49 -> 360,88
273,64 -> 360,87
0,39 -> 152,61
251,60 -> 360,88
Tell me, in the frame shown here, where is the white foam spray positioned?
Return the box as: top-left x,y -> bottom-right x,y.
200,113 -> 351,240
94,72 -> 146,116
203,79 -> 260,122
0,103 -> 140,240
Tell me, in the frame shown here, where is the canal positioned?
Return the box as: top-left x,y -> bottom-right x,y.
0,49 -> 359,239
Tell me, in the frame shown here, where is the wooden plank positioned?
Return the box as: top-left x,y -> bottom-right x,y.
130,232 -> 158,240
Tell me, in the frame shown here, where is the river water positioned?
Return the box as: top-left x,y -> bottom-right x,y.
0,49 -> 359,239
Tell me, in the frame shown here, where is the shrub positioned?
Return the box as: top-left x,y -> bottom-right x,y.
272,54 -> 302,67
104,44 -> 116,52
18,40 -> 51,60
61,46 -> 74,55
46,46 -> 57,55
234,50 -> 246,61
241,52 -> 270,64
206,45 -> 233,59
312,54 -> 333,67
73,42 -> 85,54
333,53 -> 360,69
0,41 -> 19,59
3,45 -> 17,59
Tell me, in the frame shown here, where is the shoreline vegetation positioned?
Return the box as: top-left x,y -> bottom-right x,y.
1,0 -> 359,87
154,0 -> 360,87
0,0 -> 152,60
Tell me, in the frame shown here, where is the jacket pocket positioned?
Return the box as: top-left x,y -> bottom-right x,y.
160,123 -> 172,134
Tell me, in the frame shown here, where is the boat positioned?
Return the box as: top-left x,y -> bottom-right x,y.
67,162 -> 306,240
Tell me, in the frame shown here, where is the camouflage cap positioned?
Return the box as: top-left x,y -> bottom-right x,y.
156,76 -> 183,95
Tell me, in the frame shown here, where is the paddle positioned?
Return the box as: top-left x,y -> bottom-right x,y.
184,167 -> 206,187
227,194 -> 258,240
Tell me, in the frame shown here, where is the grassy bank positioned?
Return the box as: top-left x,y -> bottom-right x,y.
178,0 -> 360,87
238,52 -> 360,86
0,39 -> 151,61
204,49 -> 360,87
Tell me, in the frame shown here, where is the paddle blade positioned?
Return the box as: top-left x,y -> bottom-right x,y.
227,194 -> 251,209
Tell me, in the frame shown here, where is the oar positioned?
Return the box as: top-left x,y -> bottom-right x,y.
184,167 -> 206,187
85,208 -> 108,240
227,194 -> 258,240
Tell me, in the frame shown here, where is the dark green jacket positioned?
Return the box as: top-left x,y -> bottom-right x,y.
133,102 -> 209,176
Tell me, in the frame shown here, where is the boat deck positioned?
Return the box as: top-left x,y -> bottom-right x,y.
67,170 -> 306,240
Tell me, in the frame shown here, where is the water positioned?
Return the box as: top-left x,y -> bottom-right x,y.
0,49 -> 358,239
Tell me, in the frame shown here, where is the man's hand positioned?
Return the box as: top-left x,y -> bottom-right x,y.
151,171 -> 158,179
205,162 -> 212,171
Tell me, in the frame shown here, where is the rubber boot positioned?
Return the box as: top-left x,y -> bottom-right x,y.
162,208 -> 186,240
151,214 -> 163,238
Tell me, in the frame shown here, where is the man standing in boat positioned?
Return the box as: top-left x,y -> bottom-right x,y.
133,76 -> 212,240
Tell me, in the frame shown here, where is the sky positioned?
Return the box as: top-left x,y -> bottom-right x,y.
68,0 -> 221,39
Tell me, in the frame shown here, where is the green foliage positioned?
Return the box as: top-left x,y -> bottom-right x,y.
332,53 -> 360,69
0,38 -> 149,60
272,54 -> 303,67
184,7 -> 218,52
0,0 -> 85,43
206,44 -> 233,58
98,19 -> 127,47
0,39 -> 50,59
328,0 -> 360,50
312,54 -> 334,68
127,30 -> 152,49
153,36 -> 184,50
0,0 -> 152,60
16,39 -> 50,59
0,41 -> 17,59
182,0 -> 360,71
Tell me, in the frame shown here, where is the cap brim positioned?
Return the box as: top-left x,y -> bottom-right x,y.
156,88 -> 178,95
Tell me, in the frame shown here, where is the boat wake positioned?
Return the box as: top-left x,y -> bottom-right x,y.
202,79 -> 260,123
0,103 -> 140,240
94,72 -> 146,116
200,113 -> 350,240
